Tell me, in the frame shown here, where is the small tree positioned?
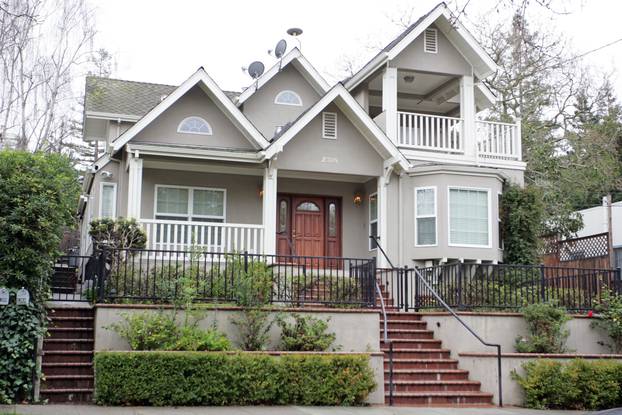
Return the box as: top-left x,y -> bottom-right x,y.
89,218 -> 147,251
501,184 -> 545,265
0,150 -> 79,403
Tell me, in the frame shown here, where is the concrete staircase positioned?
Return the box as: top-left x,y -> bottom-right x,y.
41,307 -> 95,403
378,285 -> 493,406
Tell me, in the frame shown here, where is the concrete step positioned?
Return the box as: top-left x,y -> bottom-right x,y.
381,348 -> 451,359
386,380 -> 482,393
384,359 -> 459,370
42,362 -> 93,377
42,375 -> 94,390
385,391 -> 493,406
381,339 -> 442,349
39,388 -> 93,403
48,327 -> 94,340
41,350 -> 93,364
385,369 -> 470,381
49,316 -> 94,329
43,338 -> 94,352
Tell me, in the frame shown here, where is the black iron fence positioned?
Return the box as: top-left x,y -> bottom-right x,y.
50,255 -> 97,302
377,262 -> 622,312
51,248 -> 376,307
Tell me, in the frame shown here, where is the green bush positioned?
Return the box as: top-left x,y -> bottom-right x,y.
230,308 -> 274,351
89,217 -> 146,250
500,184 -> 544,265
107,312 -> 178,351
514,359 -> 622,410
515,303 -> 569,353
166,326 -> 231,352
592,287 -> 622,353
94,351 -> 376,406
0,150 -> 79,403
277,313 -> 338,351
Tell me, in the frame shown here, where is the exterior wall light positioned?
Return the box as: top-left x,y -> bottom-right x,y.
353,193 -> 363,206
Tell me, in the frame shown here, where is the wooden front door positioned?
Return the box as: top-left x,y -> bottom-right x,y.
292,197 -> 325,258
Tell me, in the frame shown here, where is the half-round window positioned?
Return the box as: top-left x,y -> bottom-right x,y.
177,116 -> 213,135
274,90 -> 302,106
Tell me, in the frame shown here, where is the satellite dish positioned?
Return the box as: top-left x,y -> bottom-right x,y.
287,28 -> 303,37
275,39 -> 287,58
247,61 -> 265,79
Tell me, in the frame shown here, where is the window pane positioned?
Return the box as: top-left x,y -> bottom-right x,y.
193,189 -> 224,217
417,217 -> 436,245
157,187 -> 188,215
328,203 -> 337,237
369,222 -> 378,249
449,189 -> 489,246
416,188 -> 435,216
296,201 -> 320,212
275,90 -> 302,106
369,194 -> 377,221
279,200 -> 288,232
101,184 -> 115,218
178,116 -> 211,134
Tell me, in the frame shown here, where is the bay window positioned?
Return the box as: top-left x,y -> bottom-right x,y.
449,187 -> 490,247
415,187 -> 436,246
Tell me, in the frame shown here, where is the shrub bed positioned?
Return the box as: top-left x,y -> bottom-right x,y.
94,351 -> 375,406
513,359 -> 622,410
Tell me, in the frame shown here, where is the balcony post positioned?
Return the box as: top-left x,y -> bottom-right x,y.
382,66 -> 398,143
516,117 -> 522,161
126,153 -> 143,219
262,163 -> 278,255
460,75 -> 476,159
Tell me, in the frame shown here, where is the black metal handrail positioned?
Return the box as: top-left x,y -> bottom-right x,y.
369,235 -> 504,407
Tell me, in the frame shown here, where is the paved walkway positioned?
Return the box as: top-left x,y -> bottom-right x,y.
0,405 -> 595,415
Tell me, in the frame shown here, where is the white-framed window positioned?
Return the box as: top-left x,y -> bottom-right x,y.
322,112 -> 337,139
415,186 -> 437,246
177,116 -> 213,135
498,191 -> 504,250
424,27 -> 438,53
155,185 -> 226,222
448,187 -> 491,248
369,192 -> 378,250
274,90 -> 303,106
99,182 -> 117,219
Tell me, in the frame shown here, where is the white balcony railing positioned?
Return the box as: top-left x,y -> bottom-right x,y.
139,219 -> 264,254
397,111 -> 463,153
476,120 -> 521,160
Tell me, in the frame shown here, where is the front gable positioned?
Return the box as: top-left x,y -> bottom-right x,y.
133,85 -> 255,150
242,65 -> 321,139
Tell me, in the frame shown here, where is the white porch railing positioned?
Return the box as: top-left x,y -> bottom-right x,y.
139,219 -> 264,254
397,111 -> 463,153
476,120 -> 521,160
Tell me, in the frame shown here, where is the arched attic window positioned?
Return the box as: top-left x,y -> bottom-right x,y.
177,116 -> 213,135
274,90 -> 303,106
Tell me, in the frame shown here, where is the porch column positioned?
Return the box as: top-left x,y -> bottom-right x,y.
460,75 -> 476,159
377,174 -> 389,268
127,155 -> 143,219
262,164 -> 278,255
382,66 -> 398,143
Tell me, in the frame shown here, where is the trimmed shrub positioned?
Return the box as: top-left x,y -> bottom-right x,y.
277,313 -> 338,351
513,359 -> 622,410
94,351 -> 376,406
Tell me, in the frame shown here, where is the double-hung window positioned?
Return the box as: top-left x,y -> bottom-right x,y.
449,187 -> 490,247
99,183 -> 117,219
415,187 -> 437,246
155,185 -> 225,222
369,193 -> 378,250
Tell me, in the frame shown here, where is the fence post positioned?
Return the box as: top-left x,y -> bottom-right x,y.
403,265 -> 409,311
243,250 -> 249,274
616,268 -> 622,295
457,262 -> 464,310
539,264 -> 546,303
370,257 -> 377,307
96,249 -> 107,303
414,266 -> 420,312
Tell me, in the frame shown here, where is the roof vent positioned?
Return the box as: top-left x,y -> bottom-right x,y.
424,28 -> 438,54
322,112 -> 337,139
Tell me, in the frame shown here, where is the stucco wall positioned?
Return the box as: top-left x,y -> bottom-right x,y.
274,104 -> 384,177
133,86 -> 255,150
242,65 -> 321,139
140,167 -> 262,224
392,24 -> 472,76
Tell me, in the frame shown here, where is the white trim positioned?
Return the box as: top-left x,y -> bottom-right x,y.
98,182 -> 117,219
274,90 -> 303,106
322,112 -> 338,139
85,111 -> 142,122
176,116 -> 213,135
414,186 -> 437,247
154,184 -> 227,222
369,192 -> 378,251
236,48 -> 330,106
126,143 -> 263,164
263,84 -> 410,171
423,28 -> 438,54
497,190 -> 504,251
447,186 -> 492,249
112,68 -> 269,152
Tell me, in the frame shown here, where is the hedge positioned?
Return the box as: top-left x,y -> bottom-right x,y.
94,351 -> 376,406
513,359 -> 622,410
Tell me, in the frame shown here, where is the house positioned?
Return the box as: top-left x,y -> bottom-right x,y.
573,197 -> 622,268
78,2 -> 525,268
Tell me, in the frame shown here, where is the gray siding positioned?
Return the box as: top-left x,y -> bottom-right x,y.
274,104 -> 384,177
242,65 -> 321,138
392,24 -> 472,76
133,86 -> 255,150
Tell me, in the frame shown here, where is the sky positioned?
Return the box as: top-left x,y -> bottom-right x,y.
90,0 -> 622,95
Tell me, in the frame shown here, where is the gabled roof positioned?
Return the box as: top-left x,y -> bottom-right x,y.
344,2 -> 497,91
236,48 -> 330,106
263,84 -> 409,171
85,76 -> 239,119
111,68 -> 270,152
